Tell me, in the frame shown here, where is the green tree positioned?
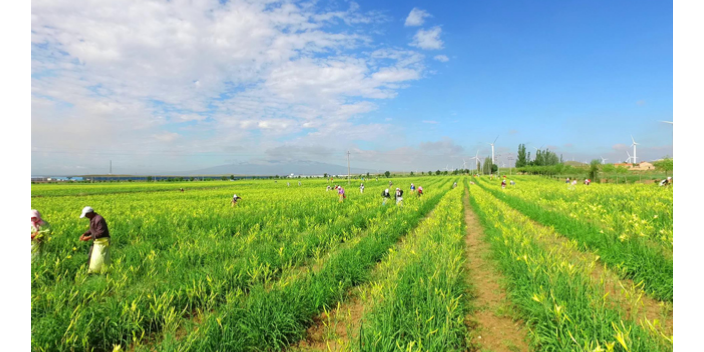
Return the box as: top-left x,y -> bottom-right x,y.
588,160 -> 600,181
482,157 -> 492,174
491,164 -> 498,173
516,144 -> 528,167
435,170 -> 441,176
384,171 -> 391,178
230,175 -> 235,180
410,171 -> 414,176
324,173 -> 328,178
147,176 -> 153,182
653,157 -> 673,177
601,164 -> 616,174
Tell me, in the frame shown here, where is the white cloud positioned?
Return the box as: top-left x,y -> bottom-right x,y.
422,120 -> 438,124
153,132 -> 180,142
404,8 -> 431,27
410,26 -> 443,50
433,55 -> 449,62
30,0 -> 440,174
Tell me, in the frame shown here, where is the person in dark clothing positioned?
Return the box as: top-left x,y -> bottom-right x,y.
381,188 -> 391,205
79,207 -> 111,274
395,188 -> 404,207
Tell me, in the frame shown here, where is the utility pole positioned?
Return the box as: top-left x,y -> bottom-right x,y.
109,160 -> 112,175
347,151 -> 351,185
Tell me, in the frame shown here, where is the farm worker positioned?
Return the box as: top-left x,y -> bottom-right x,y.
298,181 -> 301,186
410,183 -> 415,193
566,177 -> 570,183
287,182 -> 290,187
395,188 -> 404,207
31,209 -> 52,260
79,206 -> 111,274
453,182 -> 457,188
360,183 -> 364,194
231,194 -> 242,207
510,180 -> 515,186
381,188 -> 391,205
326,185 -> 331,191
338,186 -> 346,203
180,188 -> 184,192
501,179 -> 506,189
389,180 -> 393,187
417,186 -> 423,197
659,177 -> 672,187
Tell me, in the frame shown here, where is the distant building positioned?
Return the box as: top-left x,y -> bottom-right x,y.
630,162 -> 655,171
611,162 -> 656,171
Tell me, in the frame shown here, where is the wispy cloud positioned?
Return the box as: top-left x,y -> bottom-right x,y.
434,55 -> 449,62
410,26 -> 444,50
31,0 -> 441,174
404,8 -> 431,27
636,100 -> 646,106
422,120 -> 438,124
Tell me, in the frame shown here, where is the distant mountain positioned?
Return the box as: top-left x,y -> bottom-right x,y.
185,161 -> 373,176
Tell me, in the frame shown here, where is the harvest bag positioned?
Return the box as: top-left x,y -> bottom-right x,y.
88,237 -> 111,274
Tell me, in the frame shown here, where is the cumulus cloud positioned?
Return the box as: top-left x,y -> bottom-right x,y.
433,55 -> 449,62
31,0 -> 441,174
404,8 -> 431,27
410,26 -> 443,50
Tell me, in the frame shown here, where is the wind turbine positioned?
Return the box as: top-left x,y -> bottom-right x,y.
660,121 -> 673,124
626,151 -> 632,163
631,136 -> 639,164
469,151 -> 480,173
489,135 -> 499,166
532,144 -> 544,161
600,156 -> 608,164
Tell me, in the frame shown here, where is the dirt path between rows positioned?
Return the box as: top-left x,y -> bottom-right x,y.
463,187 -> 530,352
292,207 -> 441,352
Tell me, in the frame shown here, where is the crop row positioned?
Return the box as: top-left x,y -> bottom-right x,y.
468,182 -> 672,351
473,177 -> 673,302
136,179 -> 456,351
31,178 -> 447,351
355,184 -> 468,351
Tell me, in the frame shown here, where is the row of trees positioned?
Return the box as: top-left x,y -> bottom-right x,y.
516,144 -> 560,167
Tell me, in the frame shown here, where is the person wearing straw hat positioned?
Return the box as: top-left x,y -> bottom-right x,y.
79,206 -> 111,274
31,209 -> 52,260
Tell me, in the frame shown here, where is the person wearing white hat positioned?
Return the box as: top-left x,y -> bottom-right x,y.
659,177 -> 672,187
395,187 -> 404,207
31,209 -> 52,260
231,193 -> 242,207
360,183 -> 364,194
79,206 -> 111,274
381,188 -> 391,205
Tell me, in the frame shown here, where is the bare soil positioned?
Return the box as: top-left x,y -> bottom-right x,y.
463,187 -> 530,352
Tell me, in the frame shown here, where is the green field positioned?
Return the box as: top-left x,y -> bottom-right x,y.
31,176 -> 673,351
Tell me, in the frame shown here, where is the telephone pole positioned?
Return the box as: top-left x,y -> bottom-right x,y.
347,151 -> 351,185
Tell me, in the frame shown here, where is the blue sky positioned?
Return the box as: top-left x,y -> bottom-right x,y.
31,0 -> 672,174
